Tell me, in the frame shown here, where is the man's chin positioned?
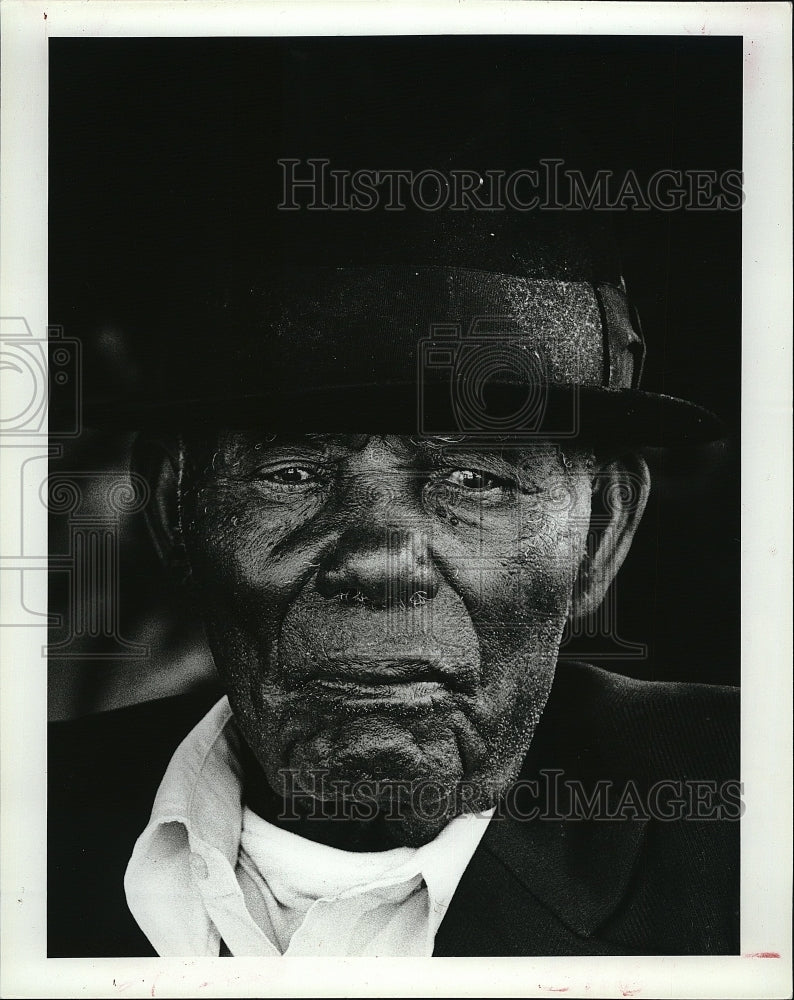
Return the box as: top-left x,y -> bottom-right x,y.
280,713 -> 465,802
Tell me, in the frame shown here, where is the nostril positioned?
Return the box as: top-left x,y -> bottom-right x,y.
335,588 -> 379,607
315,528 -> 440,607
332,587 -> 432,611
409,589 -> 431,607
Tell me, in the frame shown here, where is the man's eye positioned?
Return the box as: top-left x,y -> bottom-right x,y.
259,466 -> 318,487
445,468 -> 513,492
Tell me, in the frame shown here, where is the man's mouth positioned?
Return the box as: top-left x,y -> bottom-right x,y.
313,657 -> 450,684
303,677 -> 450,708
295,655 -> 472,707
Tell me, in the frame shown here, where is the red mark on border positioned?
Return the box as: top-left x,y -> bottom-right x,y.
619,988 -> 641,998
743,951 -> 780,958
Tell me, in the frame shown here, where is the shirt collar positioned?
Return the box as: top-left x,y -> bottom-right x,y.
141,695 -> 243,864
124,697 -> 244,955
240,796 -> 493,910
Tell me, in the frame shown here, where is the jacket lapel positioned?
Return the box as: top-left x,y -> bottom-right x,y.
433,810 -> 648,956
488,811 -> 648,936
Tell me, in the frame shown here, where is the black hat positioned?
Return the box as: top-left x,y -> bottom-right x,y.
73,204 -> 725,448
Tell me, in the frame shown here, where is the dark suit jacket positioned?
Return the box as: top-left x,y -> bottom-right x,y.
48,660 -> 740,957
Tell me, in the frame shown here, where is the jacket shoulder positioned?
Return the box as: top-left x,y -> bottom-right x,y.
539,661 -> 739,782
48,686 -> 222,957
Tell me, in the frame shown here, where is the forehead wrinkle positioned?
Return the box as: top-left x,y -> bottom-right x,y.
304,433 -> 371,451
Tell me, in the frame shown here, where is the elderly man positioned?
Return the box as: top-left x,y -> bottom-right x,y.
48,214 -> 739,957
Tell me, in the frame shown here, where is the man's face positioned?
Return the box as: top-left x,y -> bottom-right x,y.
179,433 -> 593,832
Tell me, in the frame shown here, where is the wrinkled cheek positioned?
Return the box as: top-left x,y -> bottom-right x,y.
180,518 -> 297,733
183,493 -> 297,623
461,543 -> 578,655
458,517 -> 586,758
514,509 -> 588,618
200,616 -> 297,783
466,654 -> 557,788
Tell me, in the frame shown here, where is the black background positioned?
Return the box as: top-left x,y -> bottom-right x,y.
48,36 -> 741,717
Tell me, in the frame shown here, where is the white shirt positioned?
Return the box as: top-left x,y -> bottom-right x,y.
124,696 -> 494,956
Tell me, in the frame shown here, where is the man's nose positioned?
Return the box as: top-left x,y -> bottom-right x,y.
315,527 -> 440,607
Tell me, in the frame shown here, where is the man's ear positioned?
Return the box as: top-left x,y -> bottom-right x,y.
569,451 -> 651,621
130,433 -> 189,577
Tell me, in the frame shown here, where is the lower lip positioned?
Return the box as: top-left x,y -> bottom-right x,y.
300,678 -> 452,709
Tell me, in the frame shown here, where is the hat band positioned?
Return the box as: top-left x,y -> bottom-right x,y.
172,266 -> 643,406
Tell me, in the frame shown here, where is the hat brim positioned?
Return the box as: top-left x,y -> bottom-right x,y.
72,382 -> 726,449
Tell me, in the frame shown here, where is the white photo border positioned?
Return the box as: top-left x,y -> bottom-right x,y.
1,2 -> 791,997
